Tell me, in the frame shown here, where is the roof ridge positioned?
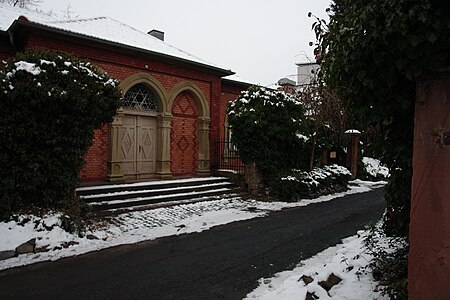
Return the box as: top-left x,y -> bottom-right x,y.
48,16 -> 107,24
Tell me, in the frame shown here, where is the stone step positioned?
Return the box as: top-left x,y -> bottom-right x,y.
88,187 -> 243,212
80,182 -> 235,203
77,177 -> 243,214
88,193 -> 243,217
76,177 -> 229,196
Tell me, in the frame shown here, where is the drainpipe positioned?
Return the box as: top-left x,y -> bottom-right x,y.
8,28 -> 18,50
7,17 -> 29,52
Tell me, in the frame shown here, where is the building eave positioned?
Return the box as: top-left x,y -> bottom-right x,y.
8,19 -> 234,76
221,77 -> 252,88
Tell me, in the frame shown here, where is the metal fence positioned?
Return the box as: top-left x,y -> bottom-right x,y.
213,141 -> 245,174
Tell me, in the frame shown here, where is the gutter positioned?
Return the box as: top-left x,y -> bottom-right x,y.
7,19 -> 234,77
222,77 -> 254,88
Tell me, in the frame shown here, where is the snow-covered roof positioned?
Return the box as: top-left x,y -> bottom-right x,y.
0,3 -> 232,74
222,74 -> 256,86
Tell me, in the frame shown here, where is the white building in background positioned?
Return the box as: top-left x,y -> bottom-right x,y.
275,61 -> 319,93
296,62 -> 320,86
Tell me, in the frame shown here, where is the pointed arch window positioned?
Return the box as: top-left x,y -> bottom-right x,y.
123,83 -> 158,111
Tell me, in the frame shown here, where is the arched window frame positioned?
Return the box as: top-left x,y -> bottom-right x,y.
123,83 -> 158,112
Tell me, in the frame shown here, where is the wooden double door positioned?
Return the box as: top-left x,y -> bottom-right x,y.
120,114 -> 157,179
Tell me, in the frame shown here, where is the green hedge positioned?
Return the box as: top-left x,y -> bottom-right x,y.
227,86 -> 310,180
0,51 -> 122,219
270,164 -> 351,201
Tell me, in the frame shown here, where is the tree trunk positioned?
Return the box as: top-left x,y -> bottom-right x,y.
309,130 -> 317,171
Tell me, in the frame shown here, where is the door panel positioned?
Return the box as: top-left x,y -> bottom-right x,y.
137,116 -> 156,178
120,115 -> 137,176
120,114 -> 156,179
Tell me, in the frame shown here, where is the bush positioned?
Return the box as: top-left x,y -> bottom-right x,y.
364,224 -> 409,299
358,157 -> 390,181
270,164 -> 351,201
227,86 -> 309,180
0,51 -> 122,219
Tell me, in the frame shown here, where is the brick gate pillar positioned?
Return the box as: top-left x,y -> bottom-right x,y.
344,129 -> 361,180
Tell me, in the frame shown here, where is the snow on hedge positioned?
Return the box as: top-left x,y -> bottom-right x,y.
2,57 -> 117,93
281,164 -> 351,188
362,157 -> 389,179
228,86 -> 303,118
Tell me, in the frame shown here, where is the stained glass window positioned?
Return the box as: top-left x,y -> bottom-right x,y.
123,84 -> 158,111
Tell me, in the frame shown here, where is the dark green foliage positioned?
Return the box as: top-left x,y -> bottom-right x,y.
270,165 -> 351,201
227,86 -> 309,180
0,51 -> 122,219
364,224 -> 409,299
60,214 -> 86,235
312,0 -> 450,237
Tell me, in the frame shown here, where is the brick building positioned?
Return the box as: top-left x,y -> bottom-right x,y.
0,4 -> 251,182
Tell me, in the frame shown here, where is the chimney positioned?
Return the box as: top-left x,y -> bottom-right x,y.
148,29 -> 164,41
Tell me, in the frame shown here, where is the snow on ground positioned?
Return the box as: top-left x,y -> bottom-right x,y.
362,157 -> 389,179
0,180 -> 385,271
245,227 -> 388,300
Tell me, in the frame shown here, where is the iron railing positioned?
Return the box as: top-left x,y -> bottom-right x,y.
213,141 -> 245,174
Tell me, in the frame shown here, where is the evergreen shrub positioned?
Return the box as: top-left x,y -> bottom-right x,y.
227,85 -> 309,181
0,51 -> 122,219
270,164 -> 351,201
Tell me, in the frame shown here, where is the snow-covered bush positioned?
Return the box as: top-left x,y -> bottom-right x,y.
0,51 -> 122,219
361,157 -> 389,180
364,223 -> 408,298
271,164 -> 351,201
227,85 -> 309,180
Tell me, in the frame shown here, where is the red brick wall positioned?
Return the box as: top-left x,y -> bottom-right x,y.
23,32 -> 214,100
170,91 -> 198,176
79,124 -> 109,182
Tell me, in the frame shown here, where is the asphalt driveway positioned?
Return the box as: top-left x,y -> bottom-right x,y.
0,188 -> 385,300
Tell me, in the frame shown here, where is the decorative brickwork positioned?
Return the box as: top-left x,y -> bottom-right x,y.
170,91 -> 199,176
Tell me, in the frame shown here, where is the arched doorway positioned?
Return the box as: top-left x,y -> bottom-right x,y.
119,83 -> 159,179
170,91 -> 199,176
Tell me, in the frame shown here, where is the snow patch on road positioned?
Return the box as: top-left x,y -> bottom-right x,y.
245,227 -> 388,300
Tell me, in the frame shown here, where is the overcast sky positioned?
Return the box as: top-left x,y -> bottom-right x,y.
39,0 -> 331,87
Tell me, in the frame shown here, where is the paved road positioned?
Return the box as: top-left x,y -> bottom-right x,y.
0,188 -> 385,300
